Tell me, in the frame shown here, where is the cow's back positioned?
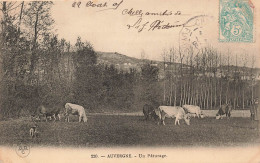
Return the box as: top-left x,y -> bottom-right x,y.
66,103 -> 84,109
159,106 -> 182,117
39,105 -> 60,114
65,103 -> 85,114
183,105 -> 200,113
143,104 -> 153,113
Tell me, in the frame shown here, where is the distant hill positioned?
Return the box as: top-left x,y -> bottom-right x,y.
96,52 -> 142,65
96,51 -> 184,72
95,51 -> 260,80
96,51 -> 164,72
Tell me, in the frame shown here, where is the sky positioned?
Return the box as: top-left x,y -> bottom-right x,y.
51,0 -> 260,67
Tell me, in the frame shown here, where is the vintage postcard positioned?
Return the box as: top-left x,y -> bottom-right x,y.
0,0 -> 260,162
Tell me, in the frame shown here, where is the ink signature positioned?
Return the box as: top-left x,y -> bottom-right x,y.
127,18 -> 184,33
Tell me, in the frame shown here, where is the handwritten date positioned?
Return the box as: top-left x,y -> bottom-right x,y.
72,0 -> 123,11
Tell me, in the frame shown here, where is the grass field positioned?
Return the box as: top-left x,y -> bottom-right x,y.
0,115 -> 259,147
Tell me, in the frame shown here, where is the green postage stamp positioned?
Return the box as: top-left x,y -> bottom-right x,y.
219,0 -> 254,42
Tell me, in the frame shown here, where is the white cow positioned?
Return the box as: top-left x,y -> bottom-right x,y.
65,103 -> 88,122
157,106 -> 191,125
182,105 -> 204,118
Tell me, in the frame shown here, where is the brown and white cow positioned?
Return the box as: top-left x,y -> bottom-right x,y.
216,104 -> 232,119
182,105 -> 204,118
64,103 -> 87,122
157,106 -> 191,125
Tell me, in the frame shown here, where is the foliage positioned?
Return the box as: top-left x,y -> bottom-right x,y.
0,2 -> 259,119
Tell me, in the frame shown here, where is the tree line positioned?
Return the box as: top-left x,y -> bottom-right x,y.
160,46 -> 259,110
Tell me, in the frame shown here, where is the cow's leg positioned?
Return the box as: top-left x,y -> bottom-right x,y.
145,114 -> 148,121
175,115 -> 180,125
251,113 -> 254,120
197,113 -> 200,118
162,120 -> 165,125
175,118 -> 180,125
79,115 -> 82,122
157,118 -> 161,125
174,119 -> 180,125
53,115 -> 56,122
225,112 -> 229,119
227,112 -> 231,119
45,114 -> 48,122
57,114 -> 61,121
161,115 -> 166,125
66,115 -> 70,122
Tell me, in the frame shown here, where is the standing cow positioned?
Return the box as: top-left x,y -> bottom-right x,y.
216,104 -> 232,119
65,103 -> 88,122
182,105 -> 204,118
157,106 -> 190,125
250,98 -> 259,120
32,105 -> 61,122
143,104 -> 159,121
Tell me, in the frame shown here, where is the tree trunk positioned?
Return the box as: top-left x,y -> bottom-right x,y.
242,86 -> 245,109
29,11 -> 39,80
18,1 -> 24,33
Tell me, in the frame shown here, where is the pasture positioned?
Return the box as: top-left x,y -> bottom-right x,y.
0,115 -> 259,147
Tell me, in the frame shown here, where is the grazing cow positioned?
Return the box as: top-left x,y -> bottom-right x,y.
216,104 -> 232,119
33,105 -> 61,122
143,104 -> 159,120
182,105 -> 204,118
250,98 -> 259,120
65,103 -> 87,122
157,106 -> 190,125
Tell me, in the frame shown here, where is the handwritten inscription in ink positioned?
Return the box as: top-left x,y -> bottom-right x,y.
72,0 -> 123,11
127,18 -> 184,33
122,8 -> 180,17
71,1 -> 190,33
121,8 -> 184,32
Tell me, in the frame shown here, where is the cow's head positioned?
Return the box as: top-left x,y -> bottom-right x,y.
150,110 -> 158,119
154,108 -> 161,120
184,114 -> 191,125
